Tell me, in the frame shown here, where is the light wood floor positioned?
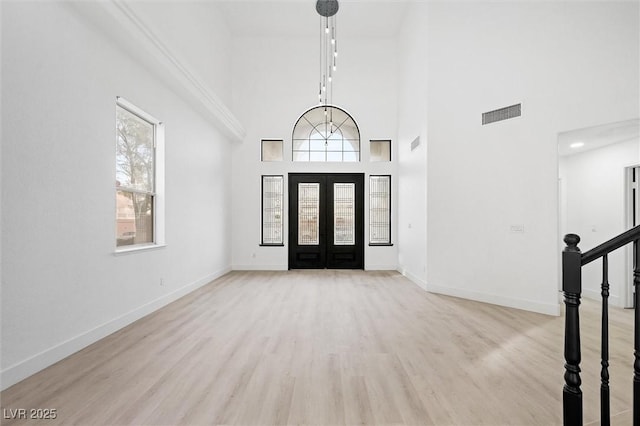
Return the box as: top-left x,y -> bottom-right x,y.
1,270 -> 635,425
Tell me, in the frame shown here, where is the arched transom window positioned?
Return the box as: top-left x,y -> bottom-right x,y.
292,106 -> 360,162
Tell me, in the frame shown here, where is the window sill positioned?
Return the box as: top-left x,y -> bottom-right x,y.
114,243 -> 167,256
369,243 -> 394,247
259,243 -> 285,247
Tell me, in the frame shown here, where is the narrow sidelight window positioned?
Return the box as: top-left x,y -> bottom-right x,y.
369,175 -> 391,245
261,175 -> 284,245
115,97 -> 164,250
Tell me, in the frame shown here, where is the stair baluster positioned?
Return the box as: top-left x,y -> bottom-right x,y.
563,234 -> 583,426
562,225 -> 640,425
600,254 -> 610,426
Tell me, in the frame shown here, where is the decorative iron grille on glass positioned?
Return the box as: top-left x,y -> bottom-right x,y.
298,183 -> 320,245
261,176 -> 284,245
369,175 -> 391,245
115,98 -> 162,248
334,183 -> 355,245
292,105 -> 360,162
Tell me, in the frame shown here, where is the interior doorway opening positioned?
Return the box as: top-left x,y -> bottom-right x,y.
558,118 -> 640,307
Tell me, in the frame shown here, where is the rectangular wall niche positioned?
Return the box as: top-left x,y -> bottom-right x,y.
370,140 -> 391,162
261,139 -> 283,161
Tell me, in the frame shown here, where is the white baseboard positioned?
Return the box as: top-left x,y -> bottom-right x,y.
232,264 -> 288,271
582,288 -> 621,307
0,266 -> 231,391
398,268 -> 428,290
232,265 -> 398,271
365,264 -> 398,271
426,282 -> 560,316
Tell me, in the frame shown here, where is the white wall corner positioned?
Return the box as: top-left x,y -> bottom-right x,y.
582,288 -> 621,308
398,267 -> 428,291
426,282 -> 561,316
0,267 -> 231,391
67,1 -> 245,143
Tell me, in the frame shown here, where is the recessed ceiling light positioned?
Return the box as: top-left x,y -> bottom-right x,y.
570,142 -> 585,149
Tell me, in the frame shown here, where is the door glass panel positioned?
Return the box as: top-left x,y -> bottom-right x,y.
334,183 -> 355,245
298,183 -> 320,245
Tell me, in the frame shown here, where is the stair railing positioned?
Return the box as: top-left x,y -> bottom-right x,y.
562,225 -> 640,425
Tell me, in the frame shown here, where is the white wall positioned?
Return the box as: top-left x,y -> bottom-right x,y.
424,2 -> 638,315
230,35 -> 398,270
396,3 -> 429,288
560,139 -> 640,306
1,1 -> 234,389
126,1 -> 233,108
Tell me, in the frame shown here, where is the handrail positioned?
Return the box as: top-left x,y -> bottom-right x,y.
581,225 -> 640,266
562,224 -> 640,425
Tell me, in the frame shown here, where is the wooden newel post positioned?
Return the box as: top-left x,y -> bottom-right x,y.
563,234 -> 583,426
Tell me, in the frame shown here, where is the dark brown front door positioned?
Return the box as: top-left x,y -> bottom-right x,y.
288,173 -> 364,269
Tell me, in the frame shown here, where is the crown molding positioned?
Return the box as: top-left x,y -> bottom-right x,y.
68,1 -> 245,143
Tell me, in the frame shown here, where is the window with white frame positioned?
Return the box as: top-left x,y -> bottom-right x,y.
369,175 -> 391,245
115,97 -> 164,249
261,175 -> 284,245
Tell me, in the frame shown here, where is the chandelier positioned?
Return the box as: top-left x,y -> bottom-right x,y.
316,0 -> 339,106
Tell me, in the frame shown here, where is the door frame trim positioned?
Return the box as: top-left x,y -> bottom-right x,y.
625,164 -> 639,308
288,172 -> 365,270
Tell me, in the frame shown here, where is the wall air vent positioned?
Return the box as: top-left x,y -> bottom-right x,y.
482,103 -> 521,125
410,136 -> 420,151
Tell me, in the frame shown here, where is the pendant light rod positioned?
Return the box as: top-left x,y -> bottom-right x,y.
316,0 -> 339,106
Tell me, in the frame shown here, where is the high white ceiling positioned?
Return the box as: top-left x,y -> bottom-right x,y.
216,1 -> 410,38
558,119 -> 640,157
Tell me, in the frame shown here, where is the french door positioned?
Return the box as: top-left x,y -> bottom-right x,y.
288,173 -> 364,269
